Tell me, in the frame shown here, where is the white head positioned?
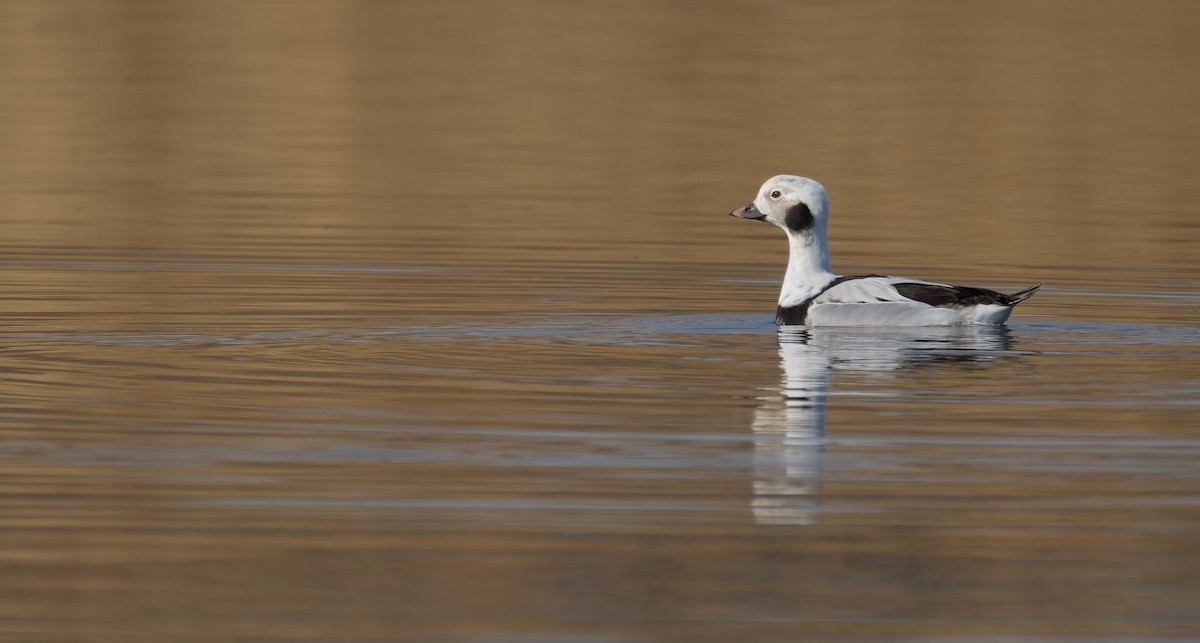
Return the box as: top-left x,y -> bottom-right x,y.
728,175 -> 831,238
729,175 -> 834,283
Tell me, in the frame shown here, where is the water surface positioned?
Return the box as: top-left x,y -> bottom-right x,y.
0,1 -> 1198,641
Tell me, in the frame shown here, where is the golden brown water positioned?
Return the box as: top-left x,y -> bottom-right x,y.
1,1 -> 1198,640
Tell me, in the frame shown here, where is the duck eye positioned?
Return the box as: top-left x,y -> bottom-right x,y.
770,190 -> 782,199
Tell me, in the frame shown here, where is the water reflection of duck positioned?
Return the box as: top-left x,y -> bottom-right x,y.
751,325 -> 1016,525
729,175 -> 1040,327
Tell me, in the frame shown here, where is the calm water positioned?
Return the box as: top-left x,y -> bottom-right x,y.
1,1 -> 1198,641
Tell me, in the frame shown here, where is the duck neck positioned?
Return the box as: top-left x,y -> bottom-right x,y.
779,229 -> 835,307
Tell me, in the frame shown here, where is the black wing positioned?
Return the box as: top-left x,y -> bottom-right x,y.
894,282 -> 1041,308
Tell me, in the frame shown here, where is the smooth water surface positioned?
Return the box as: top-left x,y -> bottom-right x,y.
0,1 -> 1198,641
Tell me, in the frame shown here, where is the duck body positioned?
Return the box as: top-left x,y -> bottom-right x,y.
730,175 -> 1040,327
776,274 -> 1041,326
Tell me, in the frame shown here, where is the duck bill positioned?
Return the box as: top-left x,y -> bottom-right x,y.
729,203 -> 766,220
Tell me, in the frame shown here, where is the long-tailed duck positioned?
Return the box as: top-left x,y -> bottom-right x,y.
730,175 -> 1040,326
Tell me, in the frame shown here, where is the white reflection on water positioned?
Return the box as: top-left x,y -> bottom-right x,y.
752,325 -> 1017,525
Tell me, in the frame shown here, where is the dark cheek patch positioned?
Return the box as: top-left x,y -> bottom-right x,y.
784,202 -> 814,232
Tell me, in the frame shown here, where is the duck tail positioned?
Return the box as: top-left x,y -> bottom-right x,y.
1006,284 -> 1042,306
